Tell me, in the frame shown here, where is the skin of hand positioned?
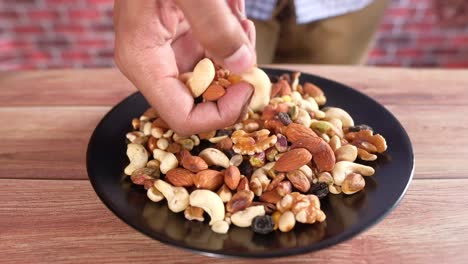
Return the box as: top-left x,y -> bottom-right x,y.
433,0 -> 468,26
113,0 -> 257,136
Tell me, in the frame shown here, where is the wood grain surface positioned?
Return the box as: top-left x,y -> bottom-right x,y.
1,179 -> 467,264
0,67 -> 467,263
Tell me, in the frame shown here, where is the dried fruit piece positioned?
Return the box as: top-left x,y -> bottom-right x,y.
202,84 -> 226,101
303,82 -> 326,105
274,148 -> 312,172
309,182 -> 329,199
277,112 -> 292,125
251,215 -> 274,234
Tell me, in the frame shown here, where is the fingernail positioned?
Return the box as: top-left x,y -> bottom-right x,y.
224,44 -> 253,73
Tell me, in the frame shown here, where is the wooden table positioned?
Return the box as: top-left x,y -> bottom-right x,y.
1,66 -> 467,263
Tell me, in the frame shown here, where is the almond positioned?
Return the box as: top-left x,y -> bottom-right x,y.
193,169 -> 224,191
180,150 -> 208,173
147,136 -> 158,152
216,137 -> 233,150
165,168 -> 194,187
259,190 -> 282,204
285,123 -> 318,143
202,84 -> 226,101
224,165 -> 241,190
274,148 -> 312,172
286,170 -> 311,192
166,142 -> 181,154
226,190 -> 254,213
237,176 -> 250,191
198,130 -> 216,140
291,137 -> 335,172
152,118 -> 170,129
303,82 -> 324,97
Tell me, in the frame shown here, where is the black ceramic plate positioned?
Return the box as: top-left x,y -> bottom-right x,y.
87,68 -> 414,258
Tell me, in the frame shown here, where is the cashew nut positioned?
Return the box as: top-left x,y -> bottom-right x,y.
187,58 -> 215,97
153,149 -> 178,174
189,189 -> 225,225
154,180 -> 189,213
231,205 -> 265,227
335,145 -> 358,162
124,143 -> 148,175
147,186 -> 164,202
332,161 -> 375,186
211,220 -> 230,234
324,107 -> 354,127
199,148 -> 230,168
240,67 -> 272,112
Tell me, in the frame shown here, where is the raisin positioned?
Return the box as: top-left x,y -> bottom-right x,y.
223,149 -> 236,159
277,112 -> 292,125
348,124 -> 373,132
216,129 -> 233,137
251,215 -> 274,234
238,159 -> 253,177
309,182 -> 329,199
191,140 -> 213,156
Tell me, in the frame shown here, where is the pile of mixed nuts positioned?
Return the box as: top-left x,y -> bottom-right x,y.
124,58 -> 388,235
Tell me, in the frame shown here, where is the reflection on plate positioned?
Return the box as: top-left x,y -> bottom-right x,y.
87,68 -> 414,258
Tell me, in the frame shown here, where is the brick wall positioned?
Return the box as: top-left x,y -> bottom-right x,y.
1,0 -> 468,70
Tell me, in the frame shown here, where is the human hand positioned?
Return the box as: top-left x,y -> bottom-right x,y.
114,0 -> 257,135
433,0 -> 468,27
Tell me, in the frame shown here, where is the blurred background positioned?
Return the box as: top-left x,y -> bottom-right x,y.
0,0 -> 467,70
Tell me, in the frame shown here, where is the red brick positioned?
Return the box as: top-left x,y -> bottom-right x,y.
69,9 -> 101,19
76,39 -> 110,48
25,51 -> 52,61
62,51 -> 90,60
45,0 -> 79,5
54,24 -> 86,33
442,62 -> 468,68
14,25 -> 44,33
453,36 -> 468,45
86,0 -> 113,5
417,36 -> 445,45
386,8 -> 416,17
369,49 -> 387,58
396,49 -> 424,58
29,10 -> 59,20
403,22 -> 434,32
0,11 -> 20,20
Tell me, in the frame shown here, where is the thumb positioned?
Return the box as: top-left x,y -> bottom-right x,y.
175,0 -> 256,73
